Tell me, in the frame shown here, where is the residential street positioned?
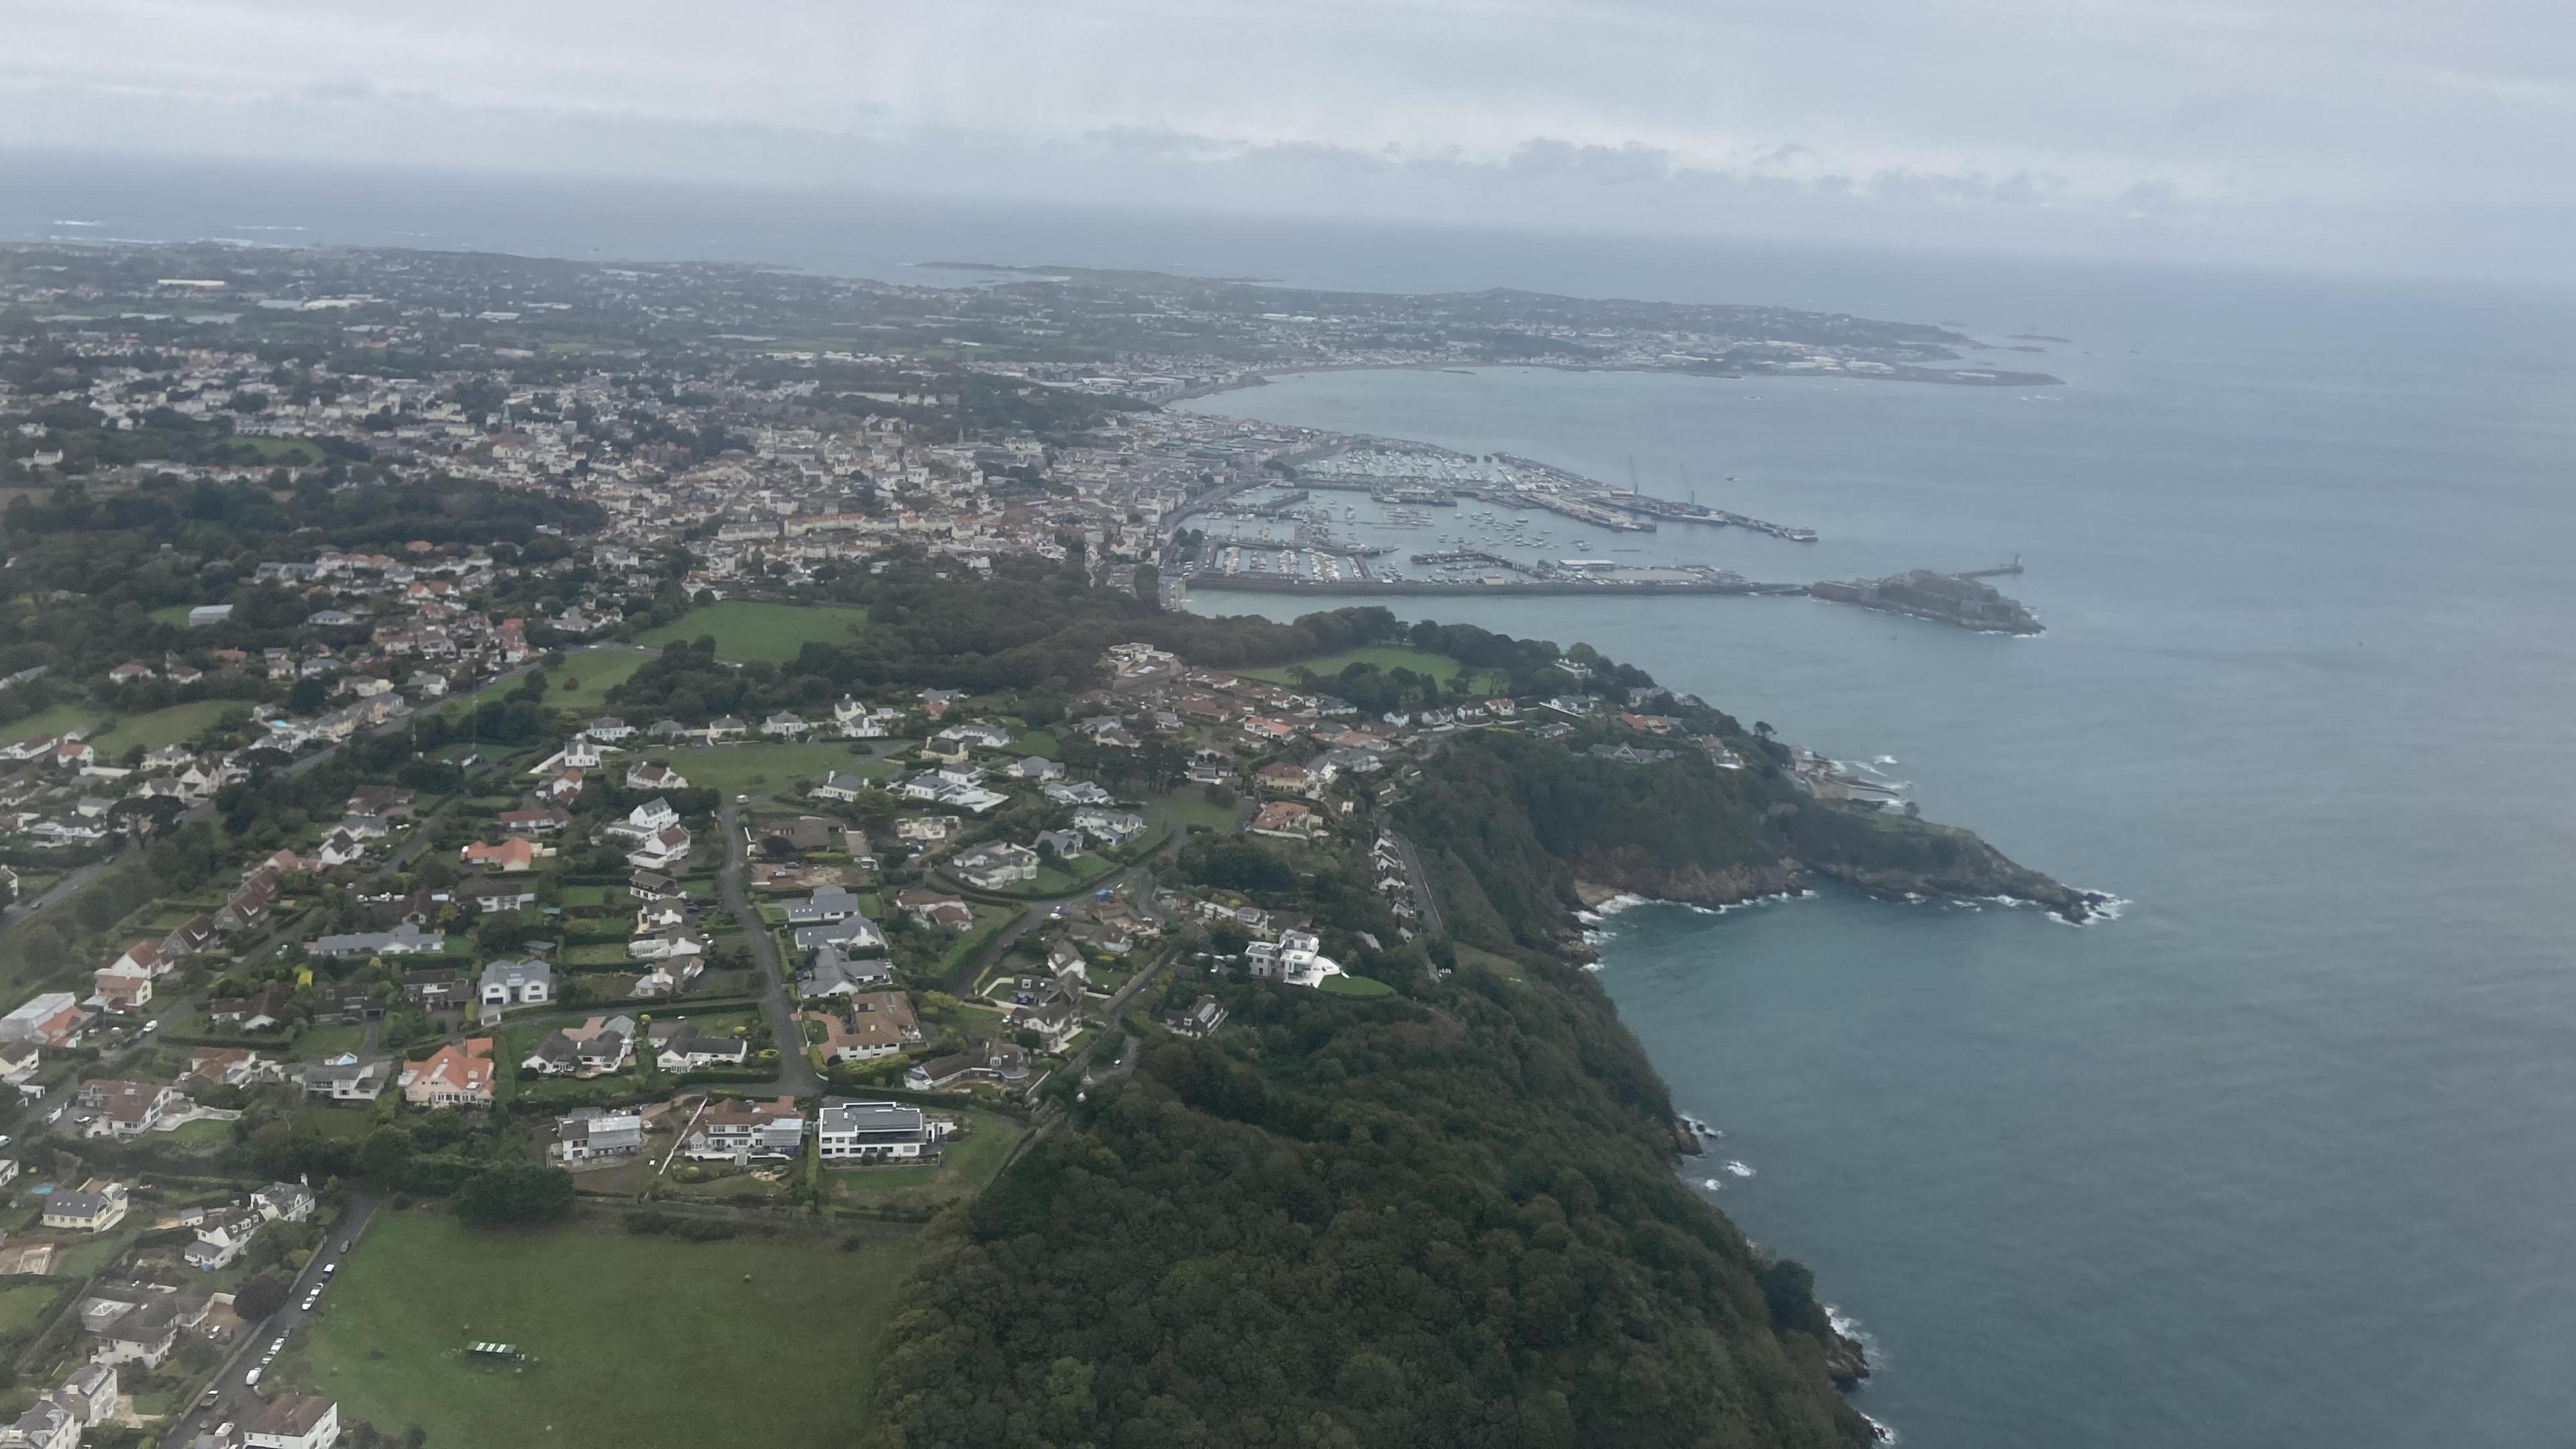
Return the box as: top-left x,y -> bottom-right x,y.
168,1193 -> 380,1444
713,802 -> 823,1097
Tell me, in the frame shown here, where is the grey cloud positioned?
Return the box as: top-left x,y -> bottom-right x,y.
0,0 -> 2567,283
1505,139 -> 1680,186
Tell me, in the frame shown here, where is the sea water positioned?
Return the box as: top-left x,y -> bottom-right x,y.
1177,286 -> 2576,1447
9,150 -> 2575,1446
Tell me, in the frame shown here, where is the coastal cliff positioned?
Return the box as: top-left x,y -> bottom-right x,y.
1403,731 -> 2106,942
1572,810 -> 2106,924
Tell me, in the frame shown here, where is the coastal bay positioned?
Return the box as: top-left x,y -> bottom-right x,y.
1181,266 -> 2576,1448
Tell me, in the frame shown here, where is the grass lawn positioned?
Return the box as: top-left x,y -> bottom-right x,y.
663,742 -> 882,800
229,435 -> 324,465
537,650 -> 654,714
935,906 -> 1018,989
663,1167 -> 796,1203
52,1230 -> 135,1279
1152,788 -> 1241,835
149,603 -> 195,627
1014,729 -> 1059,757
1236,645 -> 1489,689
154,1117 -> 235,1148
449,648 -> 652,719
293,1023 -> 368,1060
828,1108 -> 1024,1212
998,855 -> 1114,898
0,702 -> 107,748
300,1212 -> 915,1449
90,699 -> 251,754
0,1282 -> 61,1334
635,601 -> 870,665
1454,941 -> 1532,983
1318,974 -> 1397,999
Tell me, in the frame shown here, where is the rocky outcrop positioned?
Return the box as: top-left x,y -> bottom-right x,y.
1811,569 -> 2042,634
1573,804 -> 2110,923
1821,1327 -> 1872,1391
1768,799 -> 2112,923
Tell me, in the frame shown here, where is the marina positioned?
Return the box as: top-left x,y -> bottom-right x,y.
1171,459 -> 2036,629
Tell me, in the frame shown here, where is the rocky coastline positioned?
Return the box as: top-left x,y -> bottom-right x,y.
1570,813 -> 2112,924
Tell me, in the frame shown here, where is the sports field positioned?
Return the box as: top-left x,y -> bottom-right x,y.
301,1212 -> 914,1448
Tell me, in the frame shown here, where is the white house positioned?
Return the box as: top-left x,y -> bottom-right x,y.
625,761 -> 688,792
816,1098 -> 949,1162
478,959 -> 553,1008
625,824 -> 692,871
242,1393 -> 341,1449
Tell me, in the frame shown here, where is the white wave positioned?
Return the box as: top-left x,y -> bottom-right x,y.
1861,1410 -> 1898,1444
48,219 -> 101,227
1574,909 -> 1604,925
1723,1160 -> 1756,1178
1699,1177 -> 1723,1191
2057,890 -> 2131,926
1872,755 -> 1898,766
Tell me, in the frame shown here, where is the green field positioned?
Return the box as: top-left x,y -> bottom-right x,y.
1235,645 -> 1480,686
1318,973 -> 1397,999
292,1023 -> 368,1060
1152,787 -> 1242,835
936,906 -> 1019,989
0,702 -> 108,748
662,742 -> 883,800
996,855 -> 1115,899
537,651 -> 655,714
636,602 -> 871,665
92,699 -> 252,754
1014,730 -> 1059,758
449,647 -> 653,718
300,1212 -> 915,1449
0,1282 -> 61,1334
229,435 -> 325,465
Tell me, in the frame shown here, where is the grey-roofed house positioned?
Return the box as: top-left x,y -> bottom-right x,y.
792,915 -> 885,953
816,1099 -> 940,1161
904,1040 -> 1030,1091
2,1399 -> 74,1449
555,1108 -> 644,1165
479,958 -> 553,1008
303,1054 -> 390,1101
785,886 -> 862,926
309,921 -> 445,959
798,949 -> 895,998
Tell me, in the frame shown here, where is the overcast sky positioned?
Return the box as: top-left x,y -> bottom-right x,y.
3,0 -> 2569,282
